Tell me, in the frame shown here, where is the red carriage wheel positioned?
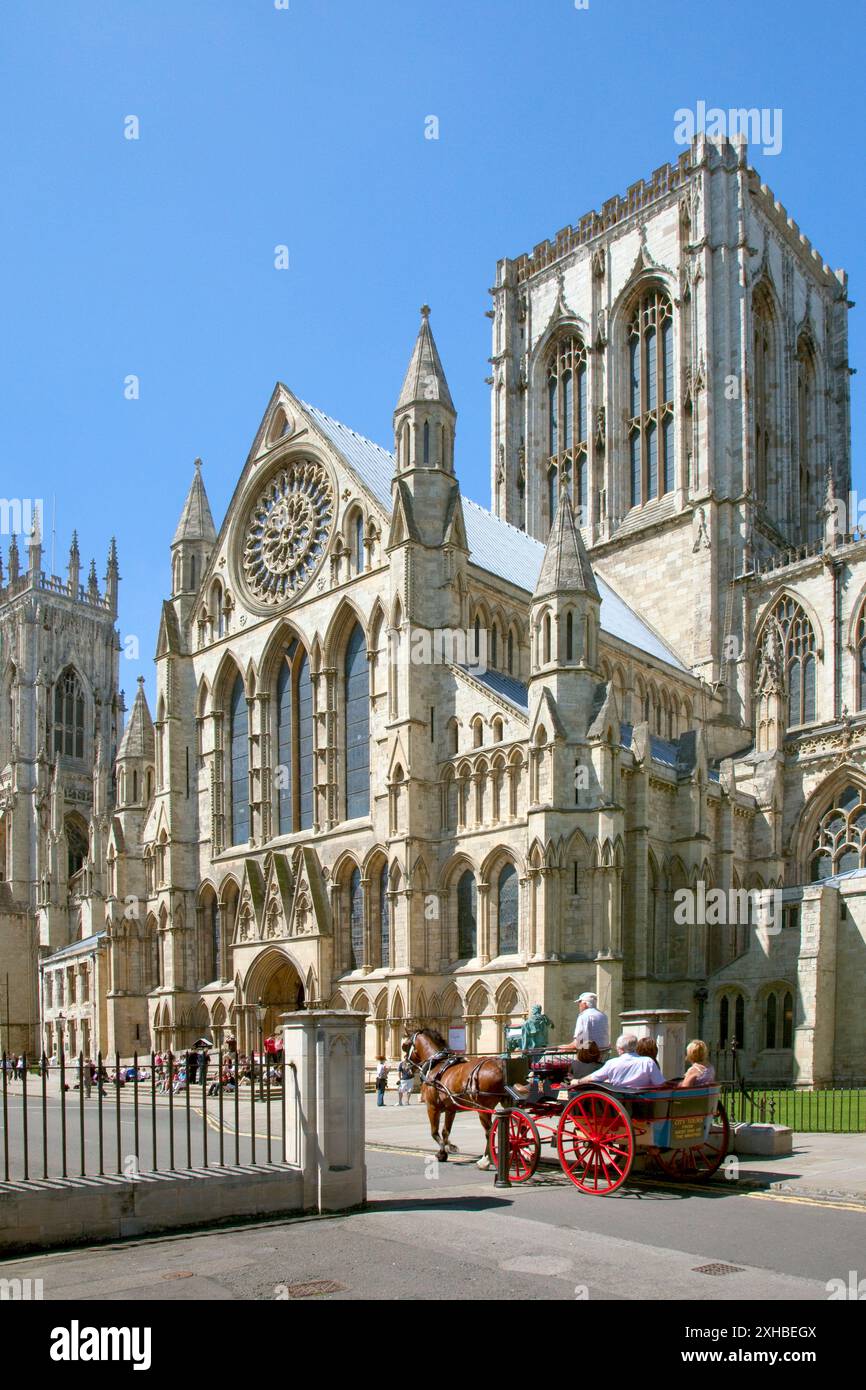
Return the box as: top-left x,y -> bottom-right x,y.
556,1090 -> 634,1195
656,1100 -> 730,1181
489,1109 -> 541,1183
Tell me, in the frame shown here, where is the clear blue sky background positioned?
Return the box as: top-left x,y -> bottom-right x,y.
1,0 -> 864,711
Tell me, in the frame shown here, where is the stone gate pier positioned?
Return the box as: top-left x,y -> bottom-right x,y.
619,1009 -> 690,1077
282,1009 -> 367,1212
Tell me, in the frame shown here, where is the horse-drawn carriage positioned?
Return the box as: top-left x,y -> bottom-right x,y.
489,1053 -> 730,1194
404,1031 -> 730,1196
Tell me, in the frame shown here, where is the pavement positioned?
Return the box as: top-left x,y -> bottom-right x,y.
365,1091 -> 866,1204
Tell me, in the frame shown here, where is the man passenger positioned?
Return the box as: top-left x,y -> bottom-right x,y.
572,1034 -> 666,1090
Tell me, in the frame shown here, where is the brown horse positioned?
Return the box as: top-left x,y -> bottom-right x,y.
403,1028 -> 508,1168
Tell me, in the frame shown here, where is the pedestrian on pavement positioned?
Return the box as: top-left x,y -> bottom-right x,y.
396,1058 -> 414,1106
16,1055 -> 26,1081
187,1048 -> 199,1086
375,1056 -> 389,1106
82,1058 -> 93,1098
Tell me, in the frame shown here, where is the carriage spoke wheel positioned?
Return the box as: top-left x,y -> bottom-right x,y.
656,1101 -> 731,1181
489,1109 -> 541,1183
557,1091 -> 634,1195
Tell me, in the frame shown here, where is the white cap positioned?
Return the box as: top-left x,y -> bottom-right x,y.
574,991 -> 597,1006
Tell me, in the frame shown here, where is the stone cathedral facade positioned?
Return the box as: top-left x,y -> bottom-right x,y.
4,136 -> 865,1083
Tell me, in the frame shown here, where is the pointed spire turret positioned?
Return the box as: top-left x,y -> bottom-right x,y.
9,533 -> 20,582
105,536 -> 119,614
87,558 -> 99,602
68,530 -> 81,595
28,508 -> 42,577
533,494 -> 600,603
395,305 -> 455,414
172,459 -> 216,547
171,458 -> 216,601
393,306 -> 456,474
116,676 -> 155,763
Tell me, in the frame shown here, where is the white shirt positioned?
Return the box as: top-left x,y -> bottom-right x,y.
573,1007 -> 610,1050
582,1052 -> 666,1090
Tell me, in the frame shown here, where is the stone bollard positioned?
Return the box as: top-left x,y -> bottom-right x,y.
282,1009 -> 367,1213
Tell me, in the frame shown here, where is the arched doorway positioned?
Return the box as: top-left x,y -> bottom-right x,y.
243,949 -> 305,1049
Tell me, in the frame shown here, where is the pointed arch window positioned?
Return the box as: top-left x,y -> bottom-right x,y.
797,337 -> 819,541
759,596 -> 817,729
626,288 -> 674,508
763,987 -> 795,1049
349,867 -> 364,970
298,652 -> 314,830
53,668 -> 85,758
345,623 -> 370,819
379,862 -> 390,968
857,604 -> 866,712
211,896 -> 222,980
809,783 -> 866,881
718,990 -> 745,1048
753,286 -> 777,509
497,863 -> 518,955
229,673 -> 249,845
275,640 -> 298,835
546,335 -> 588,531
354,512 -> 365,574
457,869 -> 477,959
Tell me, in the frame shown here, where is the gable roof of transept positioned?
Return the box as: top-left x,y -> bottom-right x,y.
301,406 -> 688,673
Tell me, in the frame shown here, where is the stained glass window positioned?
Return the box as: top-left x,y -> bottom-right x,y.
498,864 -> 518,955
345,623 -> 370,819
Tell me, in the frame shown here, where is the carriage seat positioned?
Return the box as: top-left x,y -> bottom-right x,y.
529,1056 -> 573,1081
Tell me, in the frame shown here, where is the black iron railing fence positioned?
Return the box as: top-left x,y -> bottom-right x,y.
0,1051 -> 289,1183
719,1083 -> 866,1134
711,1043 -> 866,1134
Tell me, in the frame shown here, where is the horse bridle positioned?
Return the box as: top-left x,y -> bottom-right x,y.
404,1030 -> 455,1084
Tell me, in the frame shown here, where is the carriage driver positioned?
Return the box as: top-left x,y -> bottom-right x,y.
559,992 -> 610,1064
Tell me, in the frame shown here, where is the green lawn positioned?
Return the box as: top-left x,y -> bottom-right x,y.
724,1087 -> 866,1133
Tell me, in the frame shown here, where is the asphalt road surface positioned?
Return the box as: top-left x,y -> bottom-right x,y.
1,1130 -> 864,1303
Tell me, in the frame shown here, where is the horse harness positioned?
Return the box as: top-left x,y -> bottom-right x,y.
407,1032 -> 490,1107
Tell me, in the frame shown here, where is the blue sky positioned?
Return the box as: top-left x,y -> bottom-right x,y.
1,0 -> 864,709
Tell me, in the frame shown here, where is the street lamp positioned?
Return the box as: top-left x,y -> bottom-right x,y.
256,998 -> 267,1101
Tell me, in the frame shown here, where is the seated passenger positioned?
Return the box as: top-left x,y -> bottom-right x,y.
572,1034 -> 666,1090
635,1038 -> 658,1060
679,1039 -> 715,1088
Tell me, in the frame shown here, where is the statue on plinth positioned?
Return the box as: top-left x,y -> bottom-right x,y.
511,1004 -> 554,1052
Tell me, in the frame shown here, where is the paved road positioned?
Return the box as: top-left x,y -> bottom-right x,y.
1,1141 -> 864,1302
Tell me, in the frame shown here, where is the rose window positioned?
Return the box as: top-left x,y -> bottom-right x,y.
242,459 -> 333,603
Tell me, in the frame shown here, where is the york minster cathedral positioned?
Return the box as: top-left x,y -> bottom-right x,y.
2,135 -> 864,1084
